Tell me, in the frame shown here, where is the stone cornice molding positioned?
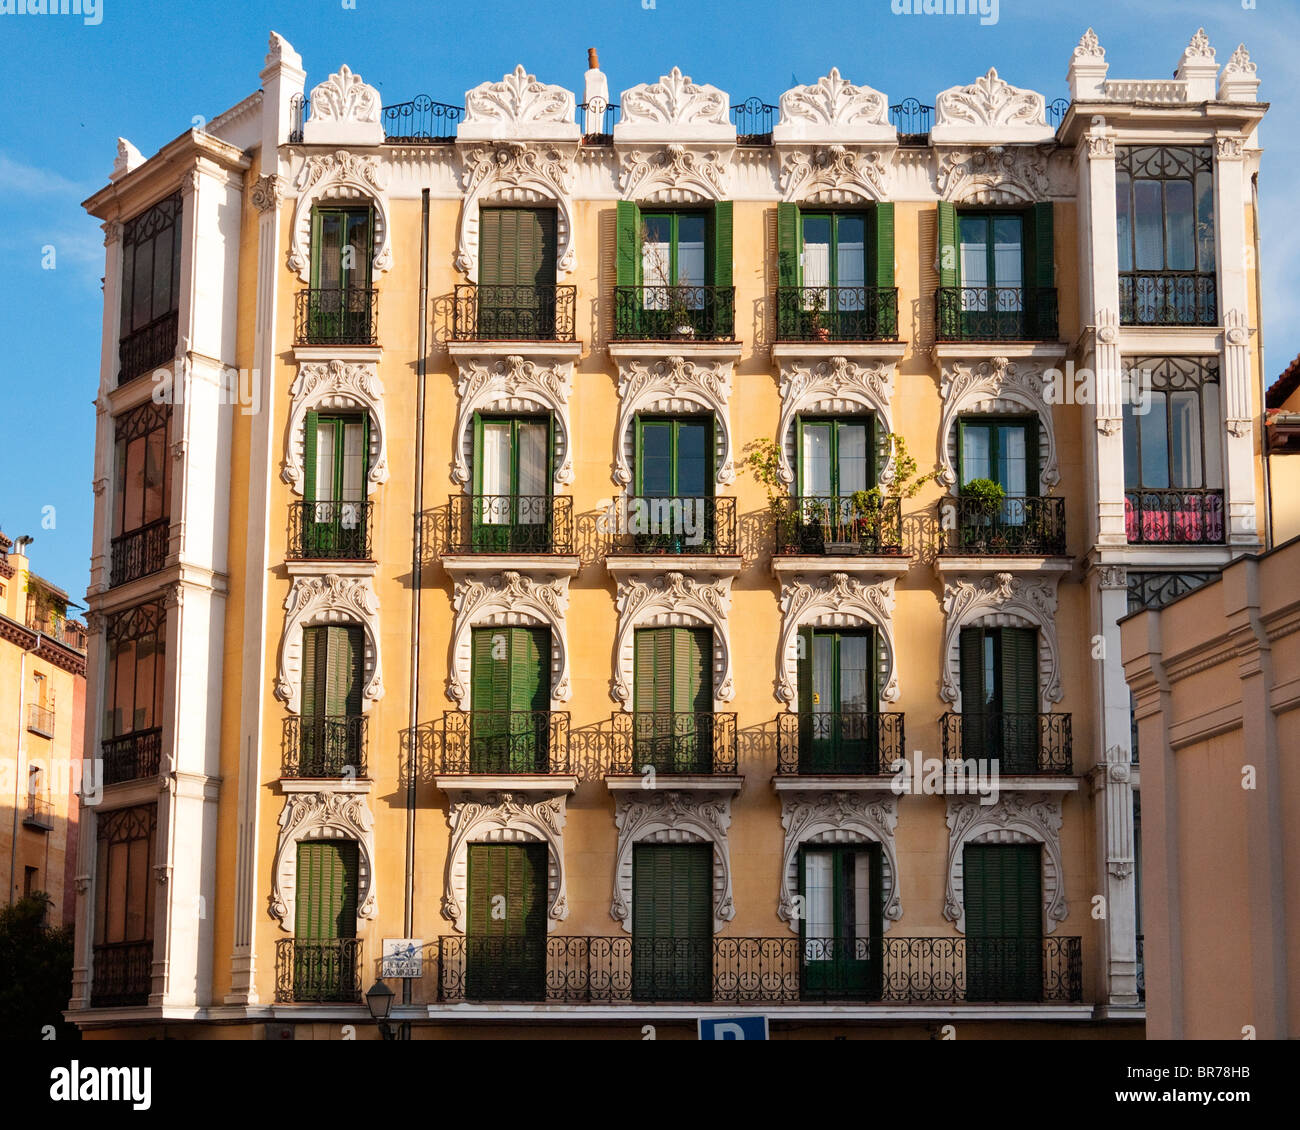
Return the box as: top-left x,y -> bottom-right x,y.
281,360 -> 388,496
287,151 -> 390,282
269,791 -> 377,933
776,356 -> 896,485
275,574 -> 384,713
936,145 -> 1052,205
779,145 -> 889,204
618,144 -> 732,203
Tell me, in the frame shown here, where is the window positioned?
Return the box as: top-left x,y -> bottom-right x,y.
301,412 -> 368,558
472,414 -> 552,550
306,206 -> 374,343
300,624 -> 364,776
111,401 -> 171,585
477,207 -> 559,338
24,867 -> 39,899
642,211 -> 708,298
469,626 -> 551,772
798,417 -> 872,499
293,840 -> 359,1002
632,843 -> 712,1001
92,804 -> 156,1006
797,627 -> 879,773
963,843 -> 1043,1002
958,417 -> 1037,499
960,213 -> 1024,304
800,844 -> 882,999
633,417 -> 714,552
465,843 -> 547,1000
633,627 -> 712,773
118,192 -> 182,384
103,604 -> 166,784
959,625 -> 1038,770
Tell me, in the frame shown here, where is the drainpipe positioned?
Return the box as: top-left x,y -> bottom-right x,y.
1251,170 -> 1272,551
8,648 -> 28,906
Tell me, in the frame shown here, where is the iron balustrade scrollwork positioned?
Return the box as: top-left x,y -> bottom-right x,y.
446,494 -> 574,555
27,702 -> 55,738
578,97 -> 619,144
288,500 -> 373,560
940,496 -> 1067,556
772,495 -> 904,556
1119,272 -> 1217,326
110,517 -> 170,587
23,794 -> 53,829
118,311 -> 179,386
774,286 -> 899,342
613,285 -> 736,341
889,99 -> 933,139
732,97 -> 776,145
275,938 -> 362,1003
940,712 -> 1073,775
288,92 -> 305,143
609,711 -> 738,776
91,941 -> 154,1006
295,287 -> 378,346
282,716 -> 368,779
776,711 -> 905,775
452,284 -> 577,342
381,96 -> 463,142
1124,489 -> 1225,544
438,710 -> 571,775
1046,98 -> 1071,128
607,495 -> 737,555
936,287 -> 1059,342
101,727 -> 163,786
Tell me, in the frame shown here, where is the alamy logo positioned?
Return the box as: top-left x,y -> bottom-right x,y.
890,0 -> 999,27
49,1062 -> 151,1110
596,496 -> 707,546
889,750 -> 1000,804
0,0 -> 102,25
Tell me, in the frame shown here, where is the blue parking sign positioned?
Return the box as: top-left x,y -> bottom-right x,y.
698,1016 -> 769,1040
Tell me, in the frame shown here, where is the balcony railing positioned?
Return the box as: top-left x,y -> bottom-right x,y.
578,97 -> 619,144
772,496 -> 904,557
452,284 -> 577,342
295,288 -> 378,346
446,494 -> 574,555
607,496 -> 737,555
101,727 -> 163,786
613,286 -> 736,341
732,97 -> 777,145
1124,489 -> 1225,545
935,287 -> 1059,342
1119,272 -> 1217,327
22,794 -> 53,830
27,702 -> 55,738
118,310 -> 179,386
438,710 -> 571,775
282,716 -> 368,779
91,940 -> 153,1007
28,614 -> 86,651
774,287 -> 899,342
940,496 -> 1067,556
776,712 -> 905,775
941,713 -> 1073,775
1136,934 -> 1145,1002
110,517 -> 170,587
609,711 -> 738,776
380,96 -> 462,142
288,500 -> 373,560
889,99 -> 933,140
437,935 -> 1082,1003
275,938 -> 362,1003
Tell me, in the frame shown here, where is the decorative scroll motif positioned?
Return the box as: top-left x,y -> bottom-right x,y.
937,357 -> 1057,488
614,356 -> 733,486
619,144 -> 730,203
1096,565 -> 1128,591
935,68 -> 1047,129
944,792 -> 1067,934
281,360 -> 388,496
441,791 -> 570,933
779,145 -> 889,204
776,573 -> 899,706
1216,135 -> 1245,161
1185,27 -> 1215,60
778,792 -> 901,932
620,67 -> 729,128
448,572 -> 571,708
269,791 -> 377,933
276,575 -> 383,713
1074,28 -> 1105,60
1086,133 -> 1115,159
1223,44 -> 1256,75
937,146 -> 1050,205
612,572 -> 733,707
1125,571 -> 1217,614
463,65 -> 576,129
455,142 -> 576,278
287,151 -> 390,282
940,574 -> 1063,712
250,174 -> 283,213
453,354 -> 575,486
309,65 -> 381,126
777,69 -> 889,128
611,791 -> 734,933
776,357 -> 896,485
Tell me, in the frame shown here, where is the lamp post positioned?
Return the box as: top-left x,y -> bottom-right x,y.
365,978 -> 396,1041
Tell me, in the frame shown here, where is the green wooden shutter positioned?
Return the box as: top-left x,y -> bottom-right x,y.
303,410 -> 319,501
797,626 -> 814,715
937,201 -> 959,288
632,843 -> 711,1000
616,200 -> 641,288
1025,416 -> 1041,495
533,209 -> 557,287
960,627 -> 987,759
465,843 -> 547,999
711,202 -> 733,289
510,627 -> 550,712
777,202 -> 800,288
874,203 -> 895,288
295,841 -> 358,940
301,626 -> 323,719
470,628 -> 499,712
1031,202 -> 1055,289
1002,627 -> 1039,715
673,627 -> 712,714
479,208 -> 503,287
323,626 -> 363,717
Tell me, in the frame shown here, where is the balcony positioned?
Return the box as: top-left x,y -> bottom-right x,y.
274,938 -> 362,1003
935,287 -> 1059,342
437,710 -> 571,775
27,702 -> 55,738
776,712 -> 905,775
613,286 -> 736,342
773,496 -> 903,557
118,310 -> 179,386
606,496 -> 737,556
436,935 -> 1083,1004
91,941 -> 153,1007
1119,272 -> 1217,327
446,495 -> 574,556
101,727 -> 163,786
940,496 -> 1066,556
1124,489 -> 1225,545
110,517 -> 170,587
774,287 -> 900,342
282,716 -> 368,779
288,500 -> 373,561
940,713 -> 1073,775
295,288 -> 378,347
22,795 -> 53,831
452,284 -> 577,342
609,711 -> 738,776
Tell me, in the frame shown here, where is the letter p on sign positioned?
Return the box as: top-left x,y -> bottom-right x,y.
698,1016 -> 769,1040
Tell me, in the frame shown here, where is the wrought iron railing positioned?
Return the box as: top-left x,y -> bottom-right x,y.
776,712 -> 905,775
1136,934 -> 1145,1002
102,727 -> 163,786
889,99 -> 933,139
91,941 -> 153,1006
578,97 -> 619,143
446,494 -> 574,555
118,310 -> 179,386
381,96 -> 463,142
606,495 -> 737,555
23,794 -> 53,829
940,496 -> 1067,556
772,496 -> 904,556
295,288 -> 378,346
774,286 -> 899,341
609,711 -> 738,775
438,710 -> 571,775
1119,272 -> 1217,326
452,284 -> 577,342
288,92 -> 305,143
275,938 -> 363,1003
27,702 -> 55,738
28,614 -> 86,651
940,713 -> 1073,775
288,500 -> 373,560
436,935 -> 1082,1003
110,517 -> 170,587
732,97 -> 776,144
282,716 -> 368,779
1124,489 -> 1225,544
936,287 -> 1059,341
613,285 -> 736,341
1046,97 -> 1071,128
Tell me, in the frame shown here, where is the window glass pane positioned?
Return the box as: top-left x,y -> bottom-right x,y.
481,421 -> 511,506
516,421 -> 548,506
811,634 -> 835,715
837,423 -> 868,495
122,436 -> 145,533
676,215 -> 706,290
1134,181 -> 1165,270
1169,391 -> 1202,487
1139,392 -> 1169,488
801,215 -> 831,294
340,419 -> 366,501
992,215 -> 1023,293
1163,181 -> 1195,272
105,841 -> 128,941
1202,383 -> 1222,488
639,422 -> 673,495
131,241 -> 153,332
961,424 -> 991,485
959,216 -> 988,293
998,425 -> 1028,497
143,427 -> 166,524
1122,402 -> 1140,490
835,215 -> 866,295
839,634 -> 871,712
1196,171 -> 1216,272
982,634 -> 996,710
801,423 -> 831,496
315,420 -> 337,503
852,852 -> 871,943
134,633 -> 156,731
1116,172 -> 1133,272
345,211 -> 370,287
151,225 -> 173,325
675,421 -> 709,497
125,837 -> 150,940
318,213 -> 343,289
804,851 -> 834,948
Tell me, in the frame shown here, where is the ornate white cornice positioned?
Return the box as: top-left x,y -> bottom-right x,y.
779,145 -> 889,203
303,65 -> 382,146
275,574 -> 384,713
618,143 -> 731,203
776,356 -> 896,485
935,68 -> 1048,131
936,146 -> 1051,205
281,360 -> 388,496
460,65 -> 578,138
778,68 -> 888,130
269,791 -> 377,933
619,67 -> 730,132
287,151 -> 390,282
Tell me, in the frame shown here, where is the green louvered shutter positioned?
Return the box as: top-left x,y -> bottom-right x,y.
963,843 -> 1041,1001
303,410 -> 319,501
960,627 -> 988,760
777,202 -> 800,288
616,200 -> 641,287
479,207 -> 503,287
937,201 -> 959,288
674,627 -> 711,772
295,840 -> 358,1000
1001,626 -> 1039,771
1031,201 -> 1055,289
632,843 -> 711,1001
712,202 -> 733,288
466,843 -> 546,999
874,203 -> 895,288
510,626 -> 549,771
324,626 -> 363,718
301,626 -> 323,720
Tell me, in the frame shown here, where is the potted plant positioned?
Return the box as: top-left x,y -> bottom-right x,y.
959,477 -> 1006,551
806,289 -> 831,342
640,222 -> 697,339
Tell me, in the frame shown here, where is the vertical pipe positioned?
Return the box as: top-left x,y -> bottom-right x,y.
1252,171 -> 1272,551
8,650 -> 28,905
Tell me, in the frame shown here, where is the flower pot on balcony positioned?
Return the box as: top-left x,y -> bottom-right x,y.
674,323 -> 696,339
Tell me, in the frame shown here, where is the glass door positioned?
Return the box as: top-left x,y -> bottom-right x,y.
800,844 -> 882,999
474,415 -> 551,551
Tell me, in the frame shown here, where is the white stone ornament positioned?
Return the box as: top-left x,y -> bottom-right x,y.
936,147 -> 1050,206
932,69 -> 1054,144
276,575 -> 384,713
282,360 -> 388,496
619,144 -> 731,203
269,792 -> 377,933
774,69 -> 892,144
303,65 -> 384,146
459,65 -> 579,140
287,151 -> 390,282
618,67 -> 732,137
779,145 -> 889,204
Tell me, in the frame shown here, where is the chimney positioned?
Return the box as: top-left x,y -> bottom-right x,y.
583,47 -> 609,134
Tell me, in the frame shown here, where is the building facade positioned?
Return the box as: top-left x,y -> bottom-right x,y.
68,27 -> 1269,1037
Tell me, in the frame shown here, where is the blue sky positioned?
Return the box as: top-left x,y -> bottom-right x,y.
0,0 -> 1294,601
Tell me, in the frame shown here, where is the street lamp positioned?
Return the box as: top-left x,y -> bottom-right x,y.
365,978 -> 395,1041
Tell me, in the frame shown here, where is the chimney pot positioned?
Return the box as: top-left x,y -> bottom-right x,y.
588,48 -> 599,70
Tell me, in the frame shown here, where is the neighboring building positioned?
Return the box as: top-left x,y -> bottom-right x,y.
1265,354 -> 1300,544
67,27 -> 1269,1037
1122,537 -> 1297,1039
0,532 -> 87,926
